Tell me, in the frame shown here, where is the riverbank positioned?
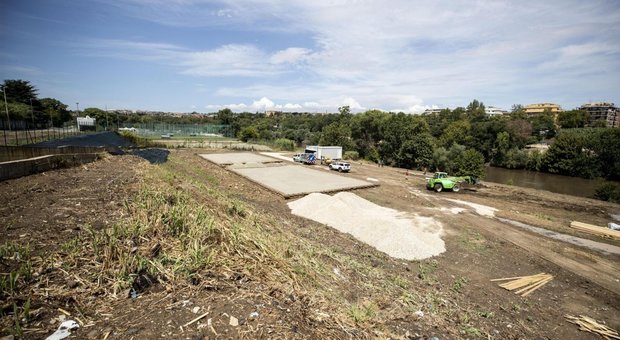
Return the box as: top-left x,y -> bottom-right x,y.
484,165 -> 618,199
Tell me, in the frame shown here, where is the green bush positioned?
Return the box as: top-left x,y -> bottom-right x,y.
594,183 -> 620,203
526,150 -> 542,171
344,151 -> 359,160
274,138 -> 295,151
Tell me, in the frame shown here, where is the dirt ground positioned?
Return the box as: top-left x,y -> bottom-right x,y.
1,148 -> 619,339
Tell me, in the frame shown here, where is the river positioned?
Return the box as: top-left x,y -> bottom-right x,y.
483,166 -> 614,198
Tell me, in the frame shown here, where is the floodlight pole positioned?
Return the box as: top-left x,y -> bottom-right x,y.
2,88 -> 10,131
30,98 -> 36,142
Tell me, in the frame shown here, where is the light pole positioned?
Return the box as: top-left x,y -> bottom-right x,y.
76,102 -> 79,135
30,98 -> 36,143
1,87 -> 7,145
2,87 -> 10,131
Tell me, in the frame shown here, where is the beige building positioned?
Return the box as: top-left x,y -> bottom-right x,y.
524,103 -> 562,115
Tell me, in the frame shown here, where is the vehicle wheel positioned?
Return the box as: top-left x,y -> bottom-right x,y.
452,184 -> 460,192
434,183 -> 443,192
338,168 -> 343,172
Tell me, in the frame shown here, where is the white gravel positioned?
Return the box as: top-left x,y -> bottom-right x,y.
446,199 -> 498,217
288,192 -> 445,260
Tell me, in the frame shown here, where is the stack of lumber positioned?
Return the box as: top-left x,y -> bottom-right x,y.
490,273 -> 553,297
570,221 -> 620,240
565,315 -> 620,340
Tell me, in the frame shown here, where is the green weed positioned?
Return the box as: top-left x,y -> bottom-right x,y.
349,302 -> 376,323
452,276 -> 468,293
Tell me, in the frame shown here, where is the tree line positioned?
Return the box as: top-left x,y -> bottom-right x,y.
3,79 -> 618,183
230,102 -> 619,181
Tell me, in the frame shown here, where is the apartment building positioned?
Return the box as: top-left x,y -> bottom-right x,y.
579,102 -> 619,127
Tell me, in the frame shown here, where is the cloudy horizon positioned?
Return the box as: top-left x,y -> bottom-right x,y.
1,0 -> 619,113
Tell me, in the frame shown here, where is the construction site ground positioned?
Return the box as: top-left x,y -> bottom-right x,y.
1,148 -> 619,339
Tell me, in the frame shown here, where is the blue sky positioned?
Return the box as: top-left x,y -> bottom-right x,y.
1,0 -> 619,113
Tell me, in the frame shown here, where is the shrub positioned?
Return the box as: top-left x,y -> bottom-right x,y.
344,151 -> 359,160
274,138 -> 295,151
594,183 -> 620,203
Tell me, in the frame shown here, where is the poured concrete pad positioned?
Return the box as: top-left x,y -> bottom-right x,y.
232,165 -> 376,198
200,152 -> 279,165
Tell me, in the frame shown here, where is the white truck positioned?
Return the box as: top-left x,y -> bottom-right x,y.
304,146 -> 342,162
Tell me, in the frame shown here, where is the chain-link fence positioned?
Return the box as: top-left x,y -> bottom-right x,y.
0,119 -> 91,146
121,122 -> 234,138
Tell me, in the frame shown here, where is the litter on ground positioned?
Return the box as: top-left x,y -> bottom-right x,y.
491,273 -> 553,297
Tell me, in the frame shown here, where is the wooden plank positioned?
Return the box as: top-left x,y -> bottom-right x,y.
570,221 -> 620,240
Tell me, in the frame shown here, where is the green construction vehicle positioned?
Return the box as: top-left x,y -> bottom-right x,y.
426,172 -> 477,193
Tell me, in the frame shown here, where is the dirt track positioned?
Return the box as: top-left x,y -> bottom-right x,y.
1,148 -> 619,339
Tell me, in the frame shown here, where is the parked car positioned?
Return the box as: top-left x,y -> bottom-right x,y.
293,153 -> 304,162
329,161 -> 351,172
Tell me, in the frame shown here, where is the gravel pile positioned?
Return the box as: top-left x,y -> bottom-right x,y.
288,192 -> 445,260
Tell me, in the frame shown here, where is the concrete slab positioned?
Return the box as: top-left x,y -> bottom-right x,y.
231,165 -> 377,198
200,152 -> 280,165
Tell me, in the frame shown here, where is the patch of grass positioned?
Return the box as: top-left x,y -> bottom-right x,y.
227,200 -> 247,217
0,242 -> 32,298
417,260 -> 438,284
349,302 -> 376,323
452,276 -> 468,293
476,310 -> 494,318
459,231 -> 486,251
536,213 -> 554,221
464,325 -> 481,337
388,275 -> 410,289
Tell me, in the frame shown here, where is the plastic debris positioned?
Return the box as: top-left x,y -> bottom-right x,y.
414,310 -> 424,319
46,320 -> 79,340
608,222 -> 620,231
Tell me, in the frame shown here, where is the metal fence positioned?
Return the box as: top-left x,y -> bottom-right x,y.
0,119 -> 104,146
121,122 -> 234,138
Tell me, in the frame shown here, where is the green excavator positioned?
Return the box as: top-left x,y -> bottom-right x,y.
426,172 -> 477,193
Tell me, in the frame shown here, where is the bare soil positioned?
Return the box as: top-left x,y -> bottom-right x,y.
1,148 -> 619,339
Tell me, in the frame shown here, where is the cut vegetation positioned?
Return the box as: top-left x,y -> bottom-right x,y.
1,148 -> 619,339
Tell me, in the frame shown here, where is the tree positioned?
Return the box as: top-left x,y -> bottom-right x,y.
396,133 -> 435,169
529,112 -> 556,139
440,119 -> 471,148
320,122 -> 353,150
379,113 -> 430,163
6,102 -> 31,120
542,130 -> 598,178
491,131 -> 510,165
238,126 -> 258,142
452,147 -> 486,178
506,119 -> 533,148
217,108 -> 234,125
1,79 -> 38,104
558,109 -> 589,129
466,99 -> 486,122
593,128 -> 620,180
511,104 -> 527,120
40,98 -> 71,126
338,105 -> 351,115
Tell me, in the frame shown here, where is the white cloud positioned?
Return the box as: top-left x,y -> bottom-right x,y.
251,97 -> 275,110
92,1 -> 620,111
342,97 -> 365,110
283,103 -> 302,109
270,47 -> 311,64
182,44 -> 272,76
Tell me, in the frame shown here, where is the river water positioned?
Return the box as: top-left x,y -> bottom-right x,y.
483,166 -> 614,198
